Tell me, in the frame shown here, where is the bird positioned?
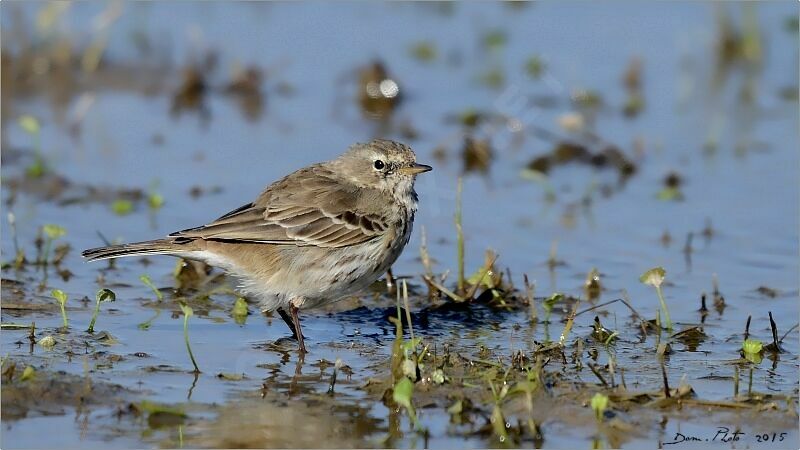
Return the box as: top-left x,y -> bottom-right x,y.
82,139 -> 431,353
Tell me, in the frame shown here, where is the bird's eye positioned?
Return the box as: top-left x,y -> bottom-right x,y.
373,160 -> 385,170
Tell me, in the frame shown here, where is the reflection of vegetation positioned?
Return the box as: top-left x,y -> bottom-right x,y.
140,275 -> 163,301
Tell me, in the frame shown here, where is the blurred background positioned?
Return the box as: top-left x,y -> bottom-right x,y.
1,2 -> 798,448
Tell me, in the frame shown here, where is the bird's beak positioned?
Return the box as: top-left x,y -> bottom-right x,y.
399,163 -> 433,175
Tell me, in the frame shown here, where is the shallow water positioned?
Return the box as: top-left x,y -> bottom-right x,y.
2,2 -> 798,449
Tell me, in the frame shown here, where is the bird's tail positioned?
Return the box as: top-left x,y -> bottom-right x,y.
82,238 -> 199,261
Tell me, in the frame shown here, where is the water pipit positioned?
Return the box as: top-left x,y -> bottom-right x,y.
83,139 -> 431,353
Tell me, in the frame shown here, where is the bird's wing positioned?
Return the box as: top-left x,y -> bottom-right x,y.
171,166 -> 389,248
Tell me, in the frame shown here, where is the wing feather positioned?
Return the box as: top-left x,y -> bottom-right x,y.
170,166 -> 389,248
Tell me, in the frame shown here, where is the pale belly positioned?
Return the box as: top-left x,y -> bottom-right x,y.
187,220 -> 412,312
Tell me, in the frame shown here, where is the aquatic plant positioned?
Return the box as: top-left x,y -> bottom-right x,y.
41,224 -> 66,265
393,376 -> 422,431
140,274 -> 163,301
148,180 -> 165,210
51,289 -> 68,328
20,365 -> 35,381
112,199 -> 134,215
7,213 -> 25,268
590,392 -> 609,422
179,303 -> 200,373
18,115 -> 45,178
742,338 -> 763,364
87,288 -> 116,333
542,292 -> 563,323
455,177 -> 465,294
640,267 -> 672,330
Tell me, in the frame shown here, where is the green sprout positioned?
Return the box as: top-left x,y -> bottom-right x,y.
742,338 -> 764,364
393,376 -> 422,431
455,177 -> 465,294
525,55 -> 546,79
590,392 -> 610,422
111,199 -> 134,216
482,29 -> 507,51
20,365 -> 35,381
41,224 -> 66,264
51,289 -> 68,328
542,293 -> 563,323
19,115 -> 45,178
148,180 -> 165,210
137,309 -> 161,330
179,303 -> 200,373
86,288 -> 116,333
488,379 -> 511,444
640,267 -> 672,331
140,274 -> 163,301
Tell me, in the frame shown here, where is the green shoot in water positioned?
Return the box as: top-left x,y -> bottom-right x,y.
542,293 -> 563,323
41,224 -> 65,265
179,304 -> 200,373
455,177 -> 465,295
112,199 -> 134,216
640,267 -> 672,331
393,376 -> 422,431
18,115 -> 45,178
140,274 -> 163,301
51,289 -> 68,328
87,289 -> 116,333
590,392 -> 610,422
742,338 -> 763,364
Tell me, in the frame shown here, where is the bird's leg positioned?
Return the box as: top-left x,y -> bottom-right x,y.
277,307 -> 298,339
289,303 -> 307,354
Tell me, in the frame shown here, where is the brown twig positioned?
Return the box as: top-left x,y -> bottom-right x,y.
588,363 -> 609,387
661,362 -> 670,398
744,315 -> 751,341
